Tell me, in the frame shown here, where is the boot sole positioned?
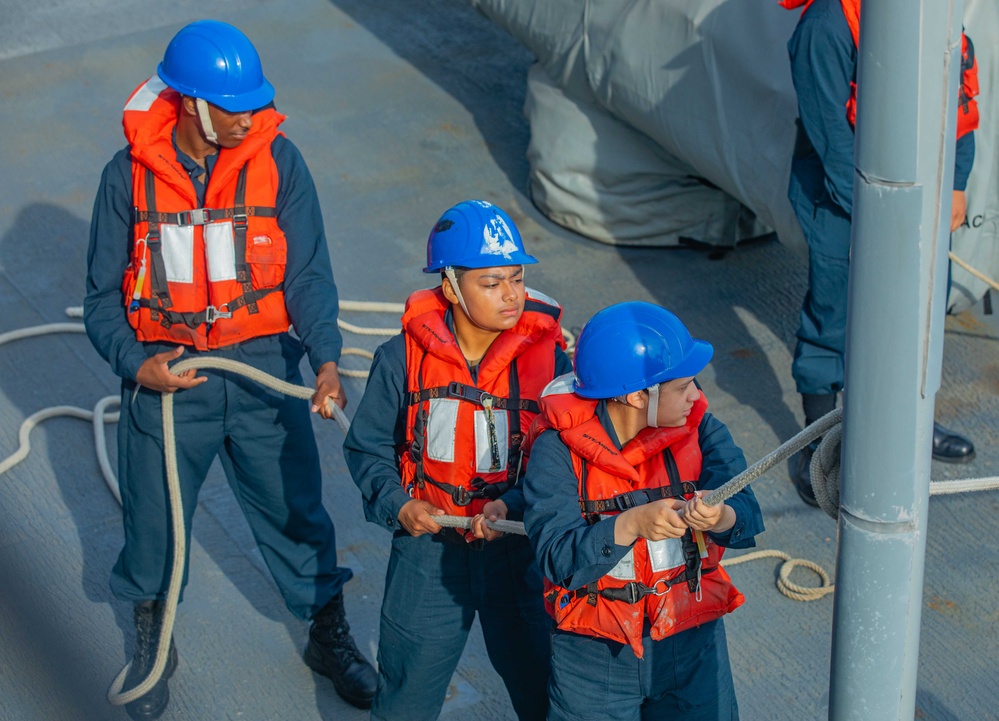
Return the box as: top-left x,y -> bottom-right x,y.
303,641 -> 374,710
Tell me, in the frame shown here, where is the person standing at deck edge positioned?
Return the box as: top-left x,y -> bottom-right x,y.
344,200 -> 571,720
84,20 -> 375,719
781,0 -> 981,506
523,302 -> 764,720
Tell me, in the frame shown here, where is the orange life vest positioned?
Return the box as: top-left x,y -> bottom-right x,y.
781,0 -> 980,138
121,76 -> 291,349
530,378 -> 744,658
400,287 -> 565,522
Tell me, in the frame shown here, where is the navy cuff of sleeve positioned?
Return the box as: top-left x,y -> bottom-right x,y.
366,483 -> 412,532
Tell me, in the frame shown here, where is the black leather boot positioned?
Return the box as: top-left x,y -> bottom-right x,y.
790,393 -> 837,508
124,600 -> 178,721
304,593 -> 377,709
932,422 -> 975,463
790,440 -> 821,507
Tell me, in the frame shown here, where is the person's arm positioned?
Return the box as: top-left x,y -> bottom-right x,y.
951,132 -> 975,232
342,335 -> 415,532
499,345 -> 576,521
522,429 -> 632,590
271,136 -> 345,412
697,413 -> 764,549
788,4 -> 857,215
83,149 -> 154,382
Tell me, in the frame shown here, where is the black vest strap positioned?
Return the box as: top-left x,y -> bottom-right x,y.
407,381 -> 540,413
579,448 -> 696,514
141,169 -> 172,316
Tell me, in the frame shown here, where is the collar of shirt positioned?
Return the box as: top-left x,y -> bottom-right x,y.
171,127 -> 218,207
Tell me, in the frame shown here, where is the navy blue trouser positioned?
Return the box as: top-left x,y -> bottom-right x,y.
547,620 -> 738,721
371,530 -> 551,721
791,195 -> 853,396
111,333 -> 351,620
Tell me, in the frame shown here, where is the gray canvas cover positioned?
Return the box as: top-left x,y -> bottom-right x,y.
470,0 -> 998,310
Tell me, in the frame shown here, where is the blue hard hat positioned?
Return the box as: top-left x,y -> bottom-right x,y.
423,200 -> 539,273
572,302 -> 713,399
157,20 -> 274,113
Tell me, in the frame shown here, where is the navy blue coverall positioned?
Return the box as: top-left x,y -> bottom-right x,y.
84,128 -> 351,620
523,401 -> 764,721
787,0 -> 974,396
343,320 -> 572,721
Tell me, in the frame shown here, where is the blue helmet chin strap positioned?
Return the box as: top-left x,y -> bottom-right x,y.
195,98 -> 218,145
611,382 -> 659,428
646,383 -> 660,429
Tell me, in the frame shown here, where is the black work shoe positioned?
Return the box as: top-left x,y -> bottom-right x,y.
124,601 -> 178,721
304,593 -> 376,709
790,440 -> 821,508
932,422 -> 976,464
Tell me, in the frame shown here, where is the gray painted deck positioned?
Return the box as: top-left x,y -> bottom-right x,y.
1,1 -> 997,719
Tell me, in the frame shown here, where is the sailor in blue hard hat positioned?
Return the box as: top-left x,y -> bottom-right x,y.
86,19 -> 375,720
344,200 -> 569,720
521,301 -> 765,719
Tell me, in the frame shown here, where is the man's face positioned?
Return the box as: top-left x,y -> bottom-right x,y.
207,104 -> 253,148
455,265 -> 525,332
654,376 -> 699,428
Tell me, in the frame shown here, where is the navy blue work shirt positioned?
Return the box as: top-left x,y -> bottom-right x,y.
523,400 -> 764,591
84,124 -> 342,382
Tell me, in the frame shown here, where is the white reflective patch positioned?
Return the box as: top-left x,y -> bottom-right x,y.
473,408 -> 509,473
541,373 -> 577,398
205,222 -> 237,282
526,287 -> 561,310
124,77 -> 168,112
426,399 -> 459,463
647,538 -> 685,573
607,548 -> 636,581
159,225 -> 194,284
480,215 -> 519,260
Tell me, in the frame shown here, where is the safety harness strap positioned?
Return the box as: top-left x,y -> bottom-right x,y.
142,169 -> 172,317
406,382 -> 540,413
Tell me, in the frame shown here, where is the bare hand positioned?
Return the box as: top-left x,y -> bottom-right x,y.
470,499 -> 508,542
312,361 -> 347,418
398,499 -> 445,537
135,346 -> 207,393
951,190 -> 968,233
682,492 -> 734,533
615,499 -> 688,545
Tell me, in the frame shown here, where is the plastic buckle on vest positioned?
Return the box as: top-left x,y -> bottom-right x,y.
233,212 -> 248,229
446,381 -> 470,401
180,208 -> 213,226
615,492 -> 638,511
204,305 -> 233,325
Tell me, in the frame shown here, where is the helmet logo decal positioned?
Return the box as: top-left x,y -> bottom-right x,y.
481,215 -> 519,260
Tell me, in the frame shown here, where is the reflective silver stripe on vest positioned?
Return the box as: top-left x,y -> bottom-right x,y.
425,398 -> 459,463
158,222 -> 239,284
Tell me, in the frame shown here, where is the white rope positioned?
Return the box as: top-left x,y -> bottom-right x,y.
950,251 -> 999,293
108,356 -> 348,706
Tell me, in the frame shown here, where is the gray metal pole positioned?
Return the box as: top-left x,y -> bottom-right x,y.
829,0 -> 963,718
